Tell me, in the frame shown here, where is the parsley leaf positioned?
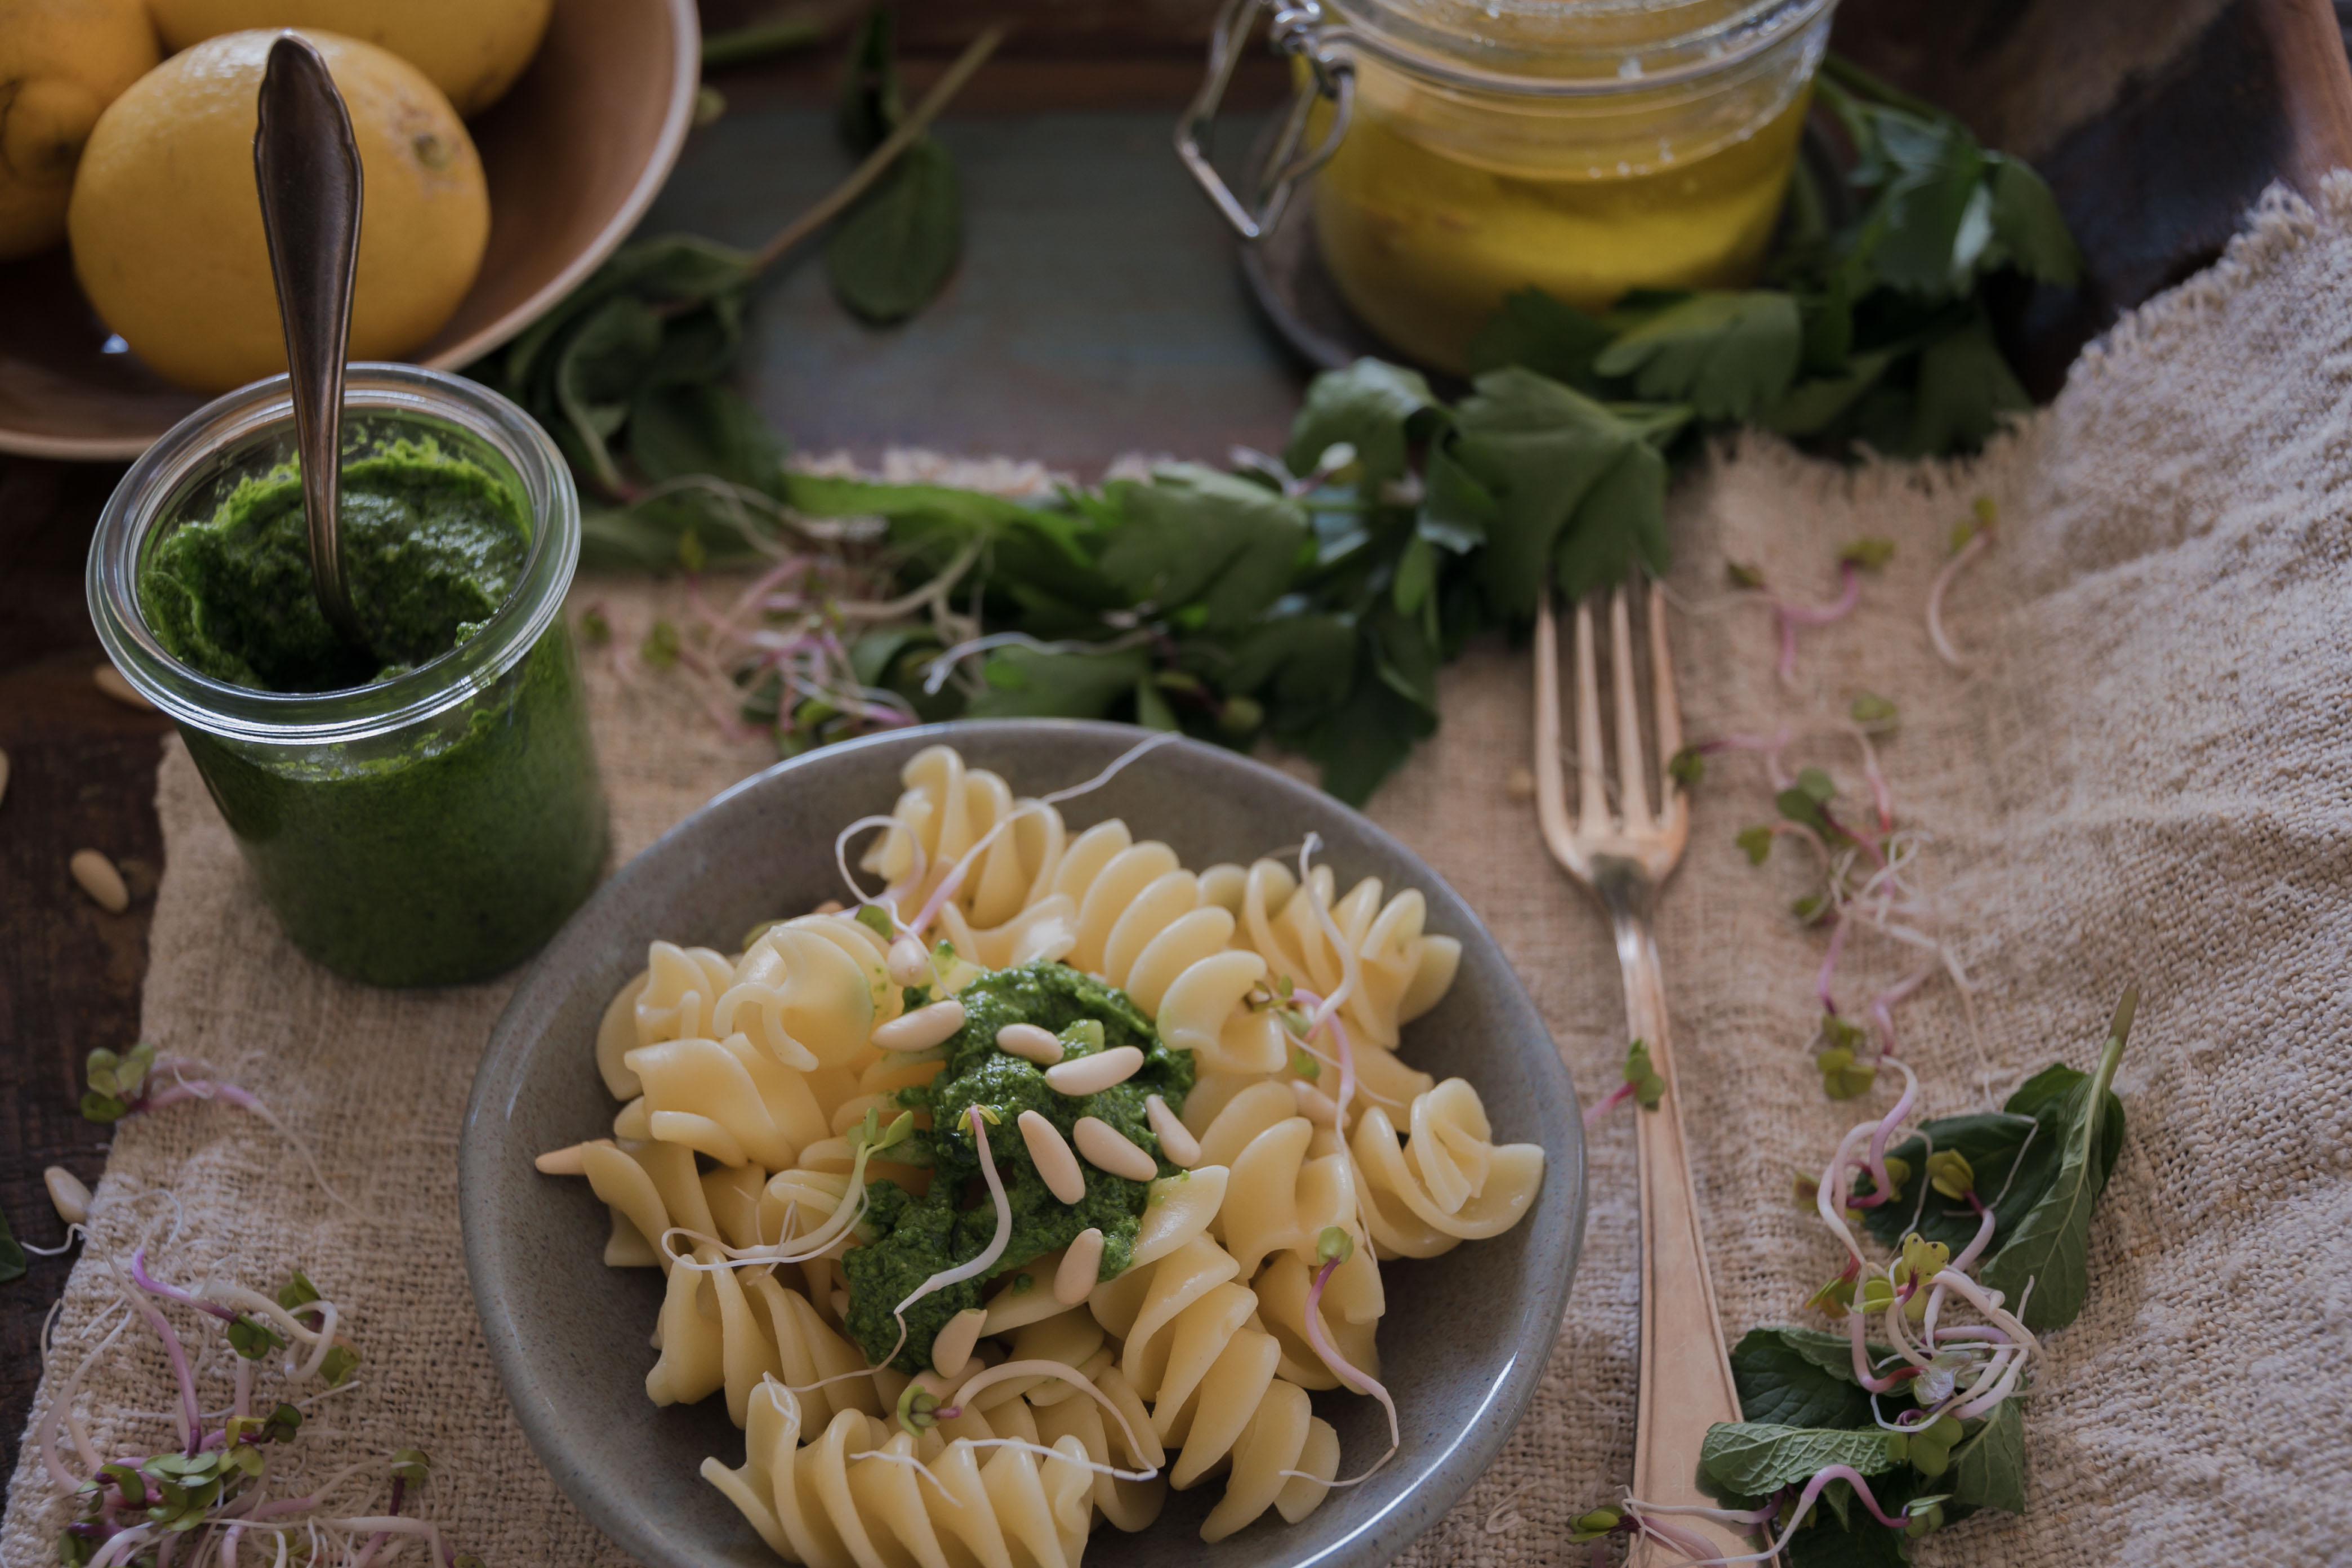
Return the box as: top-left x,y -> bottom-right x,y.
1284,358 -> 1435,485
1591,291 -> 1802,420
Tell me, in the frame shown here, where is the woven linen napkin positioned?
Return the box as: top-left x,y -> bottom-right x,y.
11,175 -> 2352,1566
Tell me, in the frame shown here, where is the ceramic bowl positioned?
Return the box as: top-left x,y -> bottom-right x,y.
461,720 -> 1586,1568
0,0 -> 698,461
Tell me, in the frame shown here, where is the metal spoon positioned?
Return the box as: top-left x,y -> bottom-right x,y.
252,33 -> 367,647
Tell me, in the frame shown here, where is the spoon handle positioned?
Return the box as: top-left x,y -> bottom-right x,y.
253,33 -> 366,647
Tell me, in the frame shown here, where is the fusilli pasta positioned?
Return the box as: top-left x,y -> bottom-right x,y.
541,744 -> 1543,1563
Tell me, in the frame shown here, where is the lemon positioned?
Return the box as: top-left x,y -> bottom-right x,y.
69,29 -> 490,395
147,0 -> 552,117
0,0 -> 160,260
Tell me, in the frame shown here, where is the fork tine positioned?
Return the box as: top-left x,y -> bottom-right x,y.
1610,585 -> 1653,832
1572,595 -> 1610,831
1649,580 -> 1687,836
1533,595 -> 1578,866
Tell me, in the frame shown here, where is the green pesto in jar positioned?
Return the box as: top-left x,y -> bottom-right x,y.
843,963 -> 1195,1371
137,437 -> 607,987
140,438 -> 528,692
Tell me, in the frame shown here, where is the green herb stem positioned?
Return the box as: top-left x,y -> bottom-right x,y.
752,25 -> 1006,273
701,11 -> 831,69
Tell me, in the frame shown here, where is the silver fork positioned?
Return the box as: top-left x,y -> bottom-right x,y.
1534,582 -> 1758,1565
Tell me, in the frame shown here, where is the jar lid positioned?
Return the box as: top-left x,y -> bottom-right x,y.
1318,0 -> 1834,94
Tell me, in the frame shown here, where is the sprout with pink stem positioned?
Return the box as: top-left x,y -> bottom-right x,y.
1273,1226 -> 1400,1490
1927,498 -> 1997,670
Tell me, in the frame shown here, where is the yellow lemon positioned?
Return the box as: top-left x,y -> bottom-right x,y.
69,29 -> 489,395
0,0 -> 160,260
147,0 -> 552,117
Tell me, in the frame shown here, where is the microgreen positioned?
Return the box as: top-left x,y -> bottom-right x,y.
1849,692 -> 1897,725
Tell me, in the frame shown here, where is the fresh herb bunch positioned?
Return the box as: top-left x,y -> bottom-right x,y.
514,52 -> 2075,805
470,12 -> 995,498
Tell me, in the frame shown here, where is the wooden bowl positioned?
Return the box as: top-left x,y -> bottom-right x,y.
0,0 -> 698,461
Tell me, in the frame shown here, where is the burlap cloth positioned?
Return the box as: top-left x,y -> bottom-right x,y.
13,175 -> 2352,1566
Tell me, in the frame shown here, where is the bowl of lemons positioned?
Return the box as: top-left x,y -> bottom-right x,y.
0,0 -> 699,458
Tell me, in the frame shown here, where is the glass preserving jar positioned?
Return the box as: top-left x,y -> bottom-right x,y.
1181,0 -> 1836,372
88,365 -> 608,988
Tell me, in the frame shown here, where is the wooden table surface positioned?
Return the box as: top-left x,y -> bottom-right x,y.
4,0 -> 2341,1505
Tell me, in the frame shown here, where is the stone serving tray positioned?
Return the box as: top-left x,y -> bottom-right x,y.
460,719 -> 1586,1568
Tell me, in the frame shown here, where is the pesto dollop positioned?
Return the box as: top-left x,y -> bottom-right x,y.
140,438 -> 527,692
843,963 -> 1195,1371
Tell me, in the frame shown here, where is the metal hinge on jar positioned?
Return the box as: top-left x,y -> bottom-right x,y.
1176,0 -> 1357,240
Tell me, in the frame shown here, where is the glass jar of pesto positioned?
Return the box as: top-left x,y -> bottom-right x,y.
88,365 -> 608,988
1181,0 -> 1835,372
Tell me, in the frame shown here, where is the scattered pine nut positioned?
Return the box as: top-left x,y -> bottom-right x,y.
92,664 -> 152,710
995,1023 -> 1063,1066
1072,1115 -> 1157,1182
1019,1111 -> 1087,1204
812,899 -> 844,915
887,936 -> 931,988
871,998 -> 965,1052
1044,1045 -> 1143,1097
1054,1228 -> 1105,1304
45,1166 -> 91,1226
1504,765 -> 1536,800
0,747 -> 10,811
70,849 -> 130,914
930,1307 -> 988,1379
534,1144 -> 589,1176
1146,1095 -> 1199,1168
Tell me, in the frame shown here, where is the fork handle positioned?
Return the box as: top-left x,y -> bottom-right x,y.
1612,911 -> 1761,1565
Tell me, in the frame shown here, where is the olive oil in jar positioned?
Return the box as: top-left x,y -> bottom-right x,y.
1314,87 -> 1812,372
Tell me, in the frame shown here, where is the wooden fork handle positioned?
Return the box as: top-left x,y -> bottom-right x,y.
1612,912 -> 1761,1565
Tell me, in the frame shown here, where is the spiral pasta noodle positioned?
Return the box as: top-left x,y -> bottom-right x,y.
542,744 -> 1543,1564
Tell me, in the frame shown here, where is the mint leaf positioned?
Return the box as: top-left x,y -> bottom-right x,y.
1730,1328 -> 1882,1428
1980,990 -> 2136,1329
1285,359 -> 1435,485
1700,1422 -> 1897,1500
1592,291 -> 1802,420
629,383 -> 789,498
966,645 -> 1151,721
1946,1398 -> 2025,1514
828,138 -> 963,325
1097,466 -> 1308,634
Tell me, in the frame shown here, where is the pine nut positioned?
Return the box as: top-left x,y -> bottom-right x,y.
930,1307 -> 988,1379
1291,1079 -> 1339,1127
1073,1116 -> 1157,1182
92,663 -> 153,710
45,1166 -> 91,1226
1146,1095 -> 1199,1168
70,849 -> 129,914
1019,1111 -> 1087,1204
1054,1228 -> 1105,1304
995,1023 -> 1063,1066
872,999 -> 965,1052
1044,1045 -> 1143,1097
0,747 -> 11,811
887,936 -> 931,988
534,1144 -> 589,1176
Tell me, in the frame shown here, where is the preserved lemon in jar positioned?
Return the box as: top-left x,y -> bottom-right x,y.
1182,0 -> 1834,373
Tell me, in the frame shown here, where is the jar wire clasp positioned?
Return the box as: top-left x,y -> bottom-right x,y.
1177,0 -> 1355,240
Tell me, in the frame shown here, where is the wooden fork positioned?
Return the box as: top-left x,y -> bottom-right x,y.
1534,582 -> 1758,1565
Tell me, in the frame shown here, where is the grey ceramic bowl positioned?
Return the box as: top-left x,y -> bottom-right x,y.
461,720 -> 1586,1567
